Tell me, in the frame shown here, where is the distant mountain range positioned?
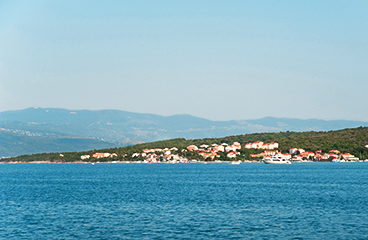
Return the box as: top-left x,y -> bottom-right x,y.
1,107 -> 368,157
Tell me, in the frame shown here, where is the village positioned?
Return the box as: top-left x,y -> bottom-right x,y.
81,141 -> 368,163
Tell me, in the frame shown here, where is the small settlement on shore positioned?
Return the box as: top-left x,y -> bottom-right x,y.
76,141 -> 368,164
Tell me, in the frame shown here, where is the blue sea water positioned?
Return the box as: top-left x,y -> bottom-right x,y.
1,162 -> 368,239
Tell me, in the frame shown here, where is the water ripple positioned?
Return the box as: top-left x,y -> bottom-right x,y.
1,163 -> 368,239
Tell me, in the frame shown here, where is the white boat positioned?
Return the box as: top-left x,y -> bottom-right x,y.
332,159 -> 340,163
263,156 -> 291,164
231,161 -> 241,165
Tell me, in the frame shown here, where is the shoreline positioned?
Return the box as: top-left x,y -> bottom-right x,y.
1,160 -> 365,164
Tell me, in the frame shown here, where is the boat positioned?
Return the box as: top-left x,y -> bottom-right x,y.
332,159 -> 340,163
263,156 -> 291,164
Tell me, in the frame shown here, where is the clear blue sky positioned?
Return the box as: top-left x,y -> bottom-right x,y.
1,0 -> 367,121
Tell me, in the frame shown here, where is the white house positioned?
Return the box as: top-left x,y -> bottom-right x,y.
265,142 -> 278,149
289,148 -> 298,154
232,142 -> 241,149
227,151 -> 238,158
225,145 -> 237,152
252,141 -> 264,148
214,145 -> 225,152
245,143 -> 253,149
281,153 -> 292,160
81,155 -> 90,160
264,150 -> 278,156
298,149 -> 305,154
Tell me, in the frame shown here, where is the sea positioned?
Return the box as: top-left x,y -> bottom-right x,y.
1,162 -> 368,239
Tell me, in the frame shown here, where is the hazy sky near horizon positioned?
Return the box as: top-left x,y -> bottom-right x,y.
1,0 -> 367,121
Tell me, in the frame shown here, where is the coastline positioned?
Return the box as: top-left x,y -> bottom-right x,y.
1,160 -> 364,164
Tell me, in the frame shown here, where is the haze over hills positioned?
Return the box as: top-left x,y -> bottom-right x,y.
1,107 -> 368,157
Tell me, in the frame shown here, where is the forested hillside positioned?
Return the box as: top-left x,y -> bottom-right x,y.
4,127 -> 368,162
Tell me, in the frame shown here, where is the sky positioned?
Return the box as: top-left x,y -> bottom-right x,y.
0,0 -> 367,121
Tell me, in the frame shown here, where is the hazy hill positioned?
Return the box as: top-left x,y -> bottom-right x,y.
0,130 -> 121,158
1,107 -> 368,157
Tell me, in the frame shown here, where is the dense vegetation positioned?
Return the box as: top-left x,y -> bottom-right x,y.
3,127 -> 368,162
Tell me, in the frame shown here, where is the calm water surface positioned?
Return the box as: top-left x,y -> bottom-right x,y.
1,162 -> 368,239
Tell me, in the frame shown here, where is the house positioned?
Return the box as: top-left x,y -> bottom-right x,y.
187,145 -> 198,151
143,149 -> 154,153
291,155 -> 303,162
299,152 -> 314,159
321,153 -> 334,160
213,145 -> 225,152
289,148 -> 298,154
344,156 -> 359,161
281,153 -> 292,160
246,141 -> 263,149
264,150 -> 278,156
314,154 -> 322,161
245,143 -> 253,149
225,145 -> 237,152
227,151 -> 238,158
262,142 -> 278,149
93,152 -> 106,159
250,152 -> 265,158
269,142 -> 279,149
232,142 -> 241,149
147,153 -> 157,159
341,153 -> 353,159
329,150 -> 340,155
199,152 -> 219,160
132,153 -> 140,158
252,141 -> 264,148
164,154 -> 181,161
245,141 -> 278,149
341,153 -> 358,161
81,155 -> 90,160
